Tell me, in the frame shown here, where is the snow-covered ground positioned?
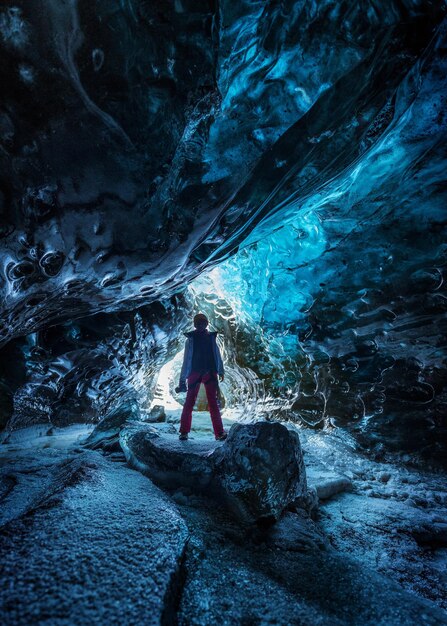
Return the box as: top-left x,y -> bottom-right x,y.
1,418 -> 446,625
0,436 -> 188,625
299,429 -> 447,611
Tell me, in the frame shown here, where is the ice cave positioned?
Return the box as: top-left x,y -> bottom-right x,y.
0,1 -> 446,624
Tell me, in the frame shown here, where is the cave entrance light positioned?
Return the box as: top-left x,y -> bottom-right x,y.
149,350 -> 184,411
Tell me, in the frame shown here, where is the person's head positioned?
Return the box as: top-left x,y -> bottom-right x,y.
193,313 -> 208,331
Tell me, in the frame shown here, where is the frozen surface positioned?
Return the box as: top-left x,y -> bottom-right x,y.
0,425 -> 446,624
0,442 -> 188,625
1,3 -> 447,618
300,428 -> 447,610
1,1 -> 443,342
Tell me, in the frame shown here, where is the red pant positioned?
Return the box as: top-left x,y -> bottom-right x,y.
180,371 -> 224,437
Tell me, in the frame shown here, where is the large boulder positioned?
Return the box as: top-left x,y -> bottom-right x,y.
120,420 -> 307,524
213,422 -> 307,523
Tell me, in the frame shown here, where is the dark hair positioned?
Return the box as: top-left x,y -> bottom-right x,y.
193,313 -> 208,327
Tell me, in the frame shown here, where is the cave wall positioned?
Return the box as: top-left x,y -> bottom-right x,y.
199,19 -> 447,463
1,1 -> 446,465
1,1 -> 443,342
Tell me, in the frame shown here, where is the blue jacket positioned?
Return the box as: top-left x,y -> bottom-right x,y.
179,330 -> 224,384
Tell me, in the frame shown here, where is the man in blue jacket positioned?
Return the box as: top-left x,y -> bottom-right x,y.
175,313 -> 227,441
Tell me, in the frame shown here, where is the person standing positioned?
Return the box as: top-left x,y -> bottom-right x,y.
176,313 -> 227,441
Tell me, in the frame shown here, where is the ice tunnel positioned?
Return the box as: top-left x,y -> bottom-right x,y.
1,1 -> 447,624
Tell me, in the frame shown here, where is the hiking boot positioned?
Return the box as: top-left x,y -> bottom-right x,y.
215,432 -> 228,442
179,432 -> 188,441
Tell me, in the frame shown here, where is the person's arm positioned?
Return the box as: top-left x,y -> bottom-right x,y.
177,338 -> 191,391
215,338 -> 225,381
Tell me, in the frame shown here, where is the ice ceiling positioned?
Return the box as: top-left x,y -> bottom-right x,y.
0,1 -> 446,465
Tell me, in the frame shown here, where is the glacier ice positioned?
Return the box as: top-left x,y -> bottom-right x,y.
0,1 -> 446,466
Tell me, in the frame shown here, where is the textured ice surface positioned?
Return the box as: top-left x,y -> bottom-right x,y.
1,426 -> 446,624
187,18 -> 447,458
299,428 -> 447,610
0,2 -> 446,464
0,1 -> 444,340
0,445 -> 189,625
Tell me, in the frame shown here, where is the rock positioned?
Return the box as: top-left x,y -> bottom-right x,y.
304,456 -> 352,502
264,511 -> 328,552
9,383 -> 56,429
171,490 -> 190,506
411,523 -> 447,548
379,471 -> 391,483
0,381 -> 13,431
0,450 -> 189,625
120,422 -> 220,488
120,420 -> 307,524
213,422 -> 307,524
145,405 -> 166,423
84,400 -> 140,451
290,486 -> 319,518
313,476 -> 353,501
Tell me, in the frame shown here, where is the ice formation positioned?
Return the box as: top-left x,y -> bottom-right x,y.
0,1 -> 446,462
1,3 -> 447,621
